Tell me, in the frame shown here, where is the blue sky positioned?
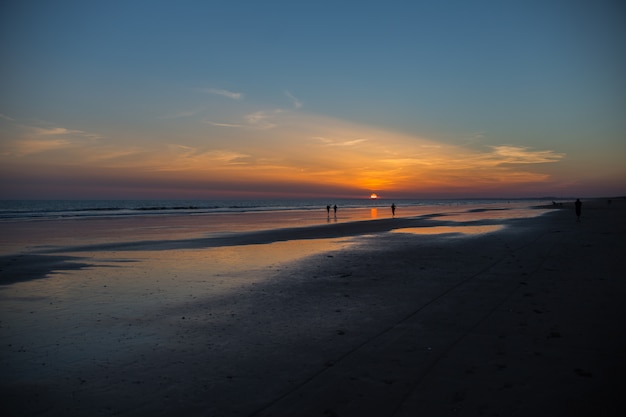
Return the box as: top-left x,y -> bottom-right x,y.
1,0 -> 625,199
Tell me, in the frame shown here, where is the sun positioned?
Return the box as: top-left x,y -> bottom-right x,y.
370,193 -> 378,200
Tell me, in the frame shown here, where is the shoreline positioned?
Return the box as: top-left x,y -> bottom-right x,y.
1,198 -> 625,416
1,205 -> 550,285
0,200 -> 555,255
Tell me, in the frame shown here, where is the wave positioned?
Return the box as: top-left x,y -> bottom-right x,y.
0,198 -> 556,222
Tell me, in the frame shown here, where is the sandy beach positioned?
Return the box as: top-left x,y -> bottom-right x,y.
1,199 -> 625,416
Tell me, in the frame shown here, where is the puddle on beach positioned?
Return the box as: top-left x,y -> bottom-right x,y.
0,237 -> 354,380
434,207 -> 550,222
1,237 -> 354,308
392,224 -> 504,236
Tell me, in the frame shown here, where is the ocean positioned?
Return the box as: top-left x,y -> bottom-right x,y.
0,198 -> 555,222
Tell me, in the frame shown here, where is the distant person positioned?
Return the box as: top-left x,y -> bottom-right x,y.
391,203 -> 396,216
333,204 -> 337,217
326,205 -> 331,216
575,198 -> 582,221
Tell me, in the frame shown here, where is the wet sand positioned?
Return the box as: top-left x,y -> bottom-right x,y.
1,199 -> 625,416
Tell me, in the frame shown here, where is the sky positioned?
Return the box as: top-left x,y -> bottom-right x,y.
1,0 -> 625,200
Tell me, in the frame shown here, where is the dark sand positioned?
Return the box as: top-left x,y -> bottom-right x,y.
1,199 -> 625,416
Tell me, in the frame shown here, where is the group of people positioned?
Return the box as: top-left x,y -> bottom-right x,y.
325,199 -> 585,221
326,203 -> 397,217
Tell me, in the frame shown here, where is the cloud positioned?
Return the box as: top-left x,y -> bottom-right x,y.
285,91 -> 303,109
397,145 -> 565,176
170,145 -> 247,162
490,145 -> 565,164
0,121 -> 105,157
380,157 -> 430,166
244,111 -> 277,129
33,127 -> 84,135
86,149 -> 145,163
203,88 -> 243,100
0,115 -> 87,136
13,139 -> 72,155
204,110 -> 281,130
152,145 -> 252,172
204,150 -> 250,163
203,120 -> 245,128
160,109 -> 202,119
338,138 -> 366,146
314,137 -> 367,147
457,131 -> 486,145
315,138 -> 367,146
29,125 -> 102,140
1,110 -> 569,198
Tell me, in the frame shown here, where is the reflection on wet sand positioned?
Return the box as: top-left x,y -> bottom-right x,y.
0,237 -> 355,387
392,224 -> 504,235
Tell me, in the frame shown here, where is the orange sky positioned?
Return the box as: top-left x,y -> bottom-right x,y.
2,111 -> 596,199
1,1 -> 624,199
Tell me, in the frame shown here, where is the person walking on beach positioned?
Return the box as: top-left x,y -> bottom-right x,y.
326,205 -> 331,217
333,204 -> 337,217
575,198 -> 582,221
391,203 -> 396,217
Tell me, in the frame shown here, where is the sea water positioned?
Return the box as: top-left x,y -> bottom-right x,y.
0,198 -> 556,222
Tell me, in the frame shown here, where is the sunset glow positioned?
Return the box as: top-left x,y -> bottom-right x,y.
1,1 -> 624,199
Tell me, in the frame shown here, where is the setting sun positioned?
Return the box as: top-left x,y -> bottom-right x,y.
370,193 -> 378,199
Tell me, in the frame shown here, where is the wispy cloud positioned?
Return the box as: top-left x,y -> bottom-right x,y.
245,111 -> 277,129
28,125 -> 102,140
490,145 -> 565,164
202,88 -> 243,100
285,91 -> 302,109
312,136 -> 367,147
203,120 -> 245,128
204,150 -> 250,163
0,113 -> 15,121
160,109 -> 202,119
458,131 -> 486,145
382,145 -> 564,171
0,119 -> 104,157
13,139 -> 73,156
380,157 -> 430,166
153,145 -> 252,172
329,138 -> 366,147
0,110 -> 569,197
204,110 -> 281,130
33,127 -> 84,136
86,149 -> 145,163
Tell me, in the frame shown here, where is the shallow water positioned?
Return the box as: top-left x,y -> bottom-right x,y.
0,237 -> 354,384
392,224 -> 505,235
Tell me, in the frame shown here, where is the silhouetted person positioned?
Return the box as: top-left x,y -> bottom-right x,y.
326,205 -> 330,216
391,203 -> 396,216
575,199 -> 582,221
333,204 -> 337,217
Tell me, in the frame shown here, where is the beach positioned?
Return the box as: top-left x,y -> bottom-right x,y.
1,199 -> 625,416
